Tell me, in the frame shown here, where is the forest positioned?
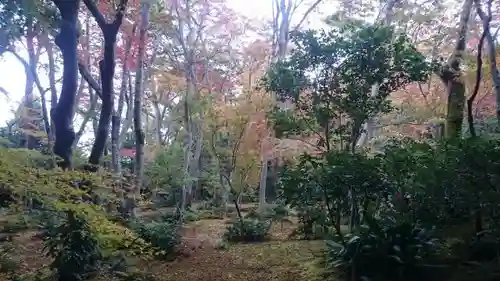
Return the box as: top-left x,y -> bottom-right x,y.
0,0 -> 499,280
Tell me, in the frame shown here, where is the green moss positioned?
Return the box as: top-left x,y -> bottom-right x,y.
227,240 -> 327,281
0,148 -> 157,259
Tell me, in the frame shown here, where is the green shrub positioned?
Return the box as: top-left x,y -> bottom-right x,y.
1,214 -> 32,233
196,209 -> 225,220
131,220 -> 180,259
0,241 -> 20,276
183,209 -> 200,222
224,218 -> 271,242
42,210 -> 103,281
119,271 -> 159,281
326,214 -> 442,281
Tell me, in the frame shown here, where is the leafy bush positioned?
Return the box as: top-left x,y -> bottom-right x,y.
224,218 -> 271,242
131,220 -> 180,259
0,213 -> 32,233
119,271 -> 159,281
0,241 -> 20,276
42,210 -> 103,281
196,209 -> 225,220
183,209 -> 200,222
326,215 -> 441,281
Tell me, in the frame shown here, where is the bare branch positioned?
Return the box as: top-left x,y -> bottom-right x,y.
82,0 -> 106,30
291,0 -> 323,32
0,87 -> 9,98
77,62 -> 102,98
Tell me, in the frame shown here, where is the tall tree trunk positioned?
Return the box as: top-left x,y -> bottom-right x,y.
178,6 -> 200,213
72,15 -> 96,149
52,0 -> 81,169
85,0 -> 128,168
112,24 -> 135,175
440,0 -> 474,138
42,31 -> 59,143
21,17 -> 37,149
131,0 -> 150,217
181,82 -> 195,213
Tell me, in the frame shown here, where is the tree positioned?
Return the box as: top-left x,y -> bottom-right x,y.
439,0 -> 474,138
84,0 -> 129,168
129,0 -> 151,217
50,0 -> 81,169
156,0 -> 246,212
206,86 -> 269,213
265,23 -> 432,152
264,23 -> 432,230
473,0 -> 500,127
258,0 -> 327,212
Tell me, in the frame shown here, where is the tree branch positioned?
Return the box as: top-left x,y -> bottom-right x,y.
82,0 -> 106,29
77,62 -> 102,98
113,0 -> 128,26
291,0 -> 323,32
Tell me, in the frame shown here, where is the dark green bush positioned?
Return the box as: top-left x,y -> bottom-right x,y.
131,220 -> 180,259
224,218 -> 271,242
183,209 -> 200,222
1,214 -> 31,233
326,214 -> 442,281
0,241 -> 20,276
42,210 -> 103,281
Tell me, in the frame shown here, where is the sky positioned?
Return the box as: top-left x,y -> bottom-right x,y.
0,0 -> 334,126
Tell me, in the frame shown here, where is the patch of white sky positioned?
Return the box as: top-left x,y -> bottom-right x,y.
0,0 -> 340,141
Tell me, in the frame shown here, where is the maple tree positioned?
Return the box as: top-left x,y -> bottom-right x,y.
206,85 -> 270,204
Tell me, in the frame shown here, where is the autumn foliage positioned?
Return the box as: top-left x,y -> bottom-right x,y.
205,83 -> 271,192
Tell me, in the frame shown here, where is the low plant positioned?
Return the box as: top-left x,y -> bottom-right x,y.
326,215 -> 442,281
130,220 -> 180,259
224,218 -> 271,242
245,203 -> 292,231
0,241 -> 20,277
42,210 -> 103,281
183,209 -> 200,222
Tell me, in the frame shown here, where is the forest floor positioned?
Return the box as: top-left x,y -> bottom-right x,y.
0,217 -> 326,281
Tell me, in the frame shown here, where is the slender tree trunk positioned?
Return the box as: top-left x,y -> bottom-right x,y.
42,31 -> 59,143
112,24 -> 135,175
119,74 -> 135,145
474,0 -> 500,127
131,0 -> 150,217
72,16 -> 96,149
